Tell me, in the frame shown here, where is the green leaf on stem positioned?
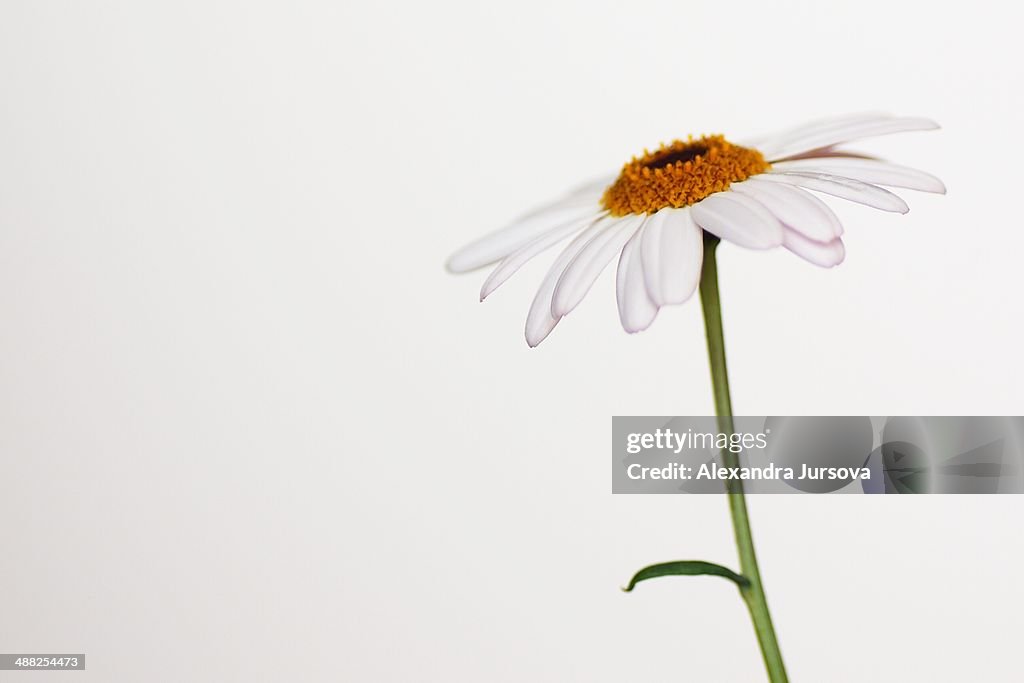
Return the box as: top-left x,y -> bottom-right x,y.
622,561 -> 749,592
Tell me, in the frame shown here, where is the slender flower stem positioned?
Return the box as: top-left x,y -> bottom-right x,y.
699,234 -> 789,683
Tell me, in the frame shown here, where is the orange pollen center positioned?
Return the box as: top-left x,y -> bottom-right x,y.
601,135 -> 770,216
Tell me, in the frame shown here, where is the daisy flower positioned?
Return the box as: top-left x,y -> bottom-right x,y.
446,113 -> 944,347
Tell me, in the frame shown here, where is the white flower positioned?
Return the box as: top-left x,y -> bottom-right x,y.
447,113 -> 944,346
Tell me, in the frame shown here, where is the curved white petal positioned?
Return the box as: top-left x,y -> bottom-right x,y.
616,224 -> 660,333
690,192 -> 784,249
761,117 -> 940,162
730,178 -> 843,242
783,228 -> 846,268
640,207 -> 703,306
744,111 -> 892,149
480,211 -> 606,301
551,214 -> 644,318
446,197 -> 600,273
770,158 -> 946,194
780,147 -> 883,162
760,172 -> 909,213
524,217 -> 612,347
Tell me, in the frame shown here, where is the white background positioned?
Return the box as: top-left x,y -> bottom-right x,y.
1,1 -> 1022,681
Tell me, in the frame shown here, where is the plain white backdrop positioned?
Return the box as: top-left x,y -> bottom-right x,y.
1,1 -> 1022,680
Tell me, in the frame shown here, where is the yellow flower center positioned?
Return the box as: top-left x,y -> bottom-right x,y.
601,135 -> 770,216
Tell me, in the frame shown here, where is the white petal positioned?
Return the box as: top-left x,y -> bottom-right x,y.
730,178 -> 843,242
480,211 -> 606,300
551,214 -> 644,318
524,217 -> 614,347
770,158 -> 946,194
744,111 -> 892,149
760,172 -> 909,213
446,198 -> 600,273
690,192 -> 784,249
780,147 -> 882,162
617,224 -> 660,333
761,117 -> 940,162
640,207 -> 703,306
783,228 -> 846,268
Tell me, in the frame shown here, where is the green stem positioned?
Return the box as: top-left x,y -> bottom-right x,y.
698,234 -> 789,683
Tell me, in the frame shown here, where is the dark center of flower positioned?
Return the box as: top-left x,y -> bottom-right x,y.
602,136 -> 770,216
642,144 -> 709,169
